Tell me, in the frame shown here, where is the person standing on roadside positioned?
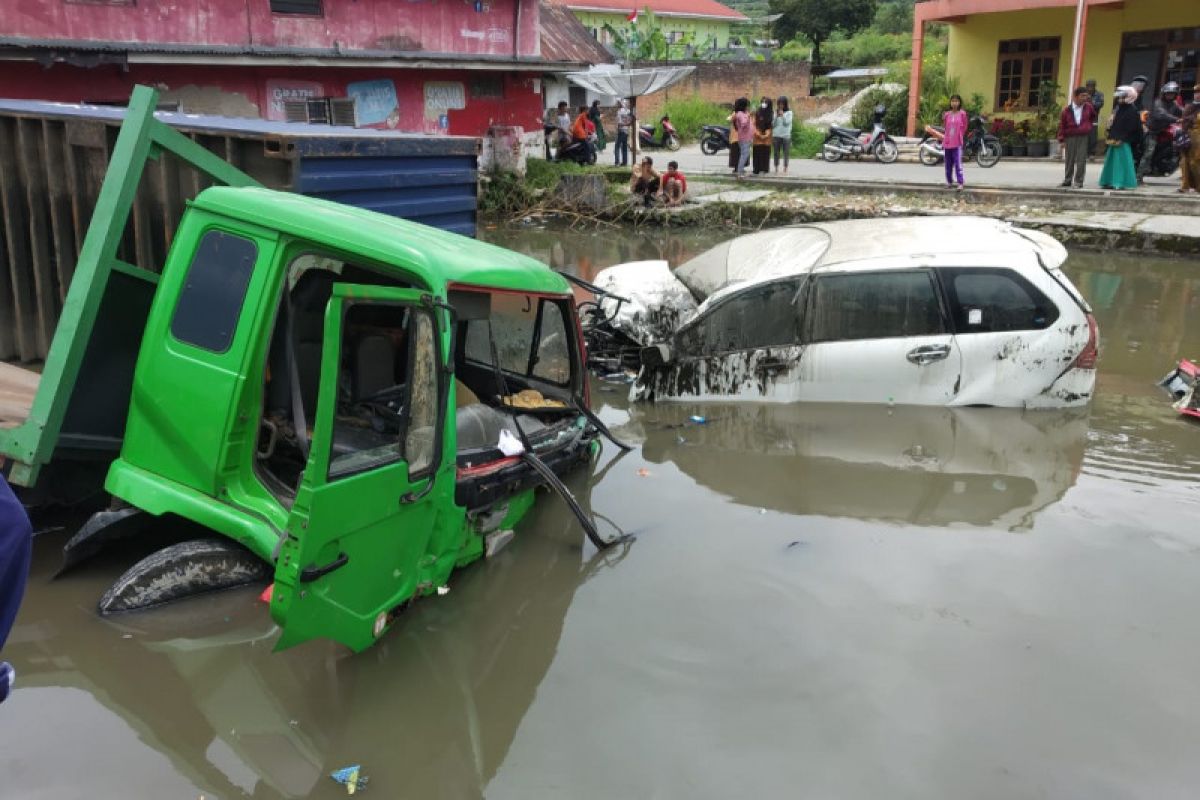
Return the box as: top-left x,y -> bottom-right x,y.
614,99 -> 632,167
1099,86 -> 1141,190
942,94 -> 968,190
588,100 -> 607,154
772,96 -> 793,174
0,475 -> 32,705
733,98 -> 753,179
1178,91 -> 1200,193
1087,79 -> 1104,156
752,97 -> 773,175
1059,86 -> 1098,189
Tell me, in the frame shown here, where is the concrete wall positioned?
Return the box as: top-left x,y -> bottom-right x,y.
946,0 -> 1200,135
0,61 -> 543,137
2,0 -> 542,58
633,60 -> 814,117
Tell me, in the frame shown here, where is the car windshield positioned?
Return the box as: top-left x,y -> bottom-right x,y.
464,293 -> 573,386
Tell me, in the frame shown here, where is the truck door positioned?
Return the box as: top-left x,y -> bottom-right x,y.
271,284 -> 449,652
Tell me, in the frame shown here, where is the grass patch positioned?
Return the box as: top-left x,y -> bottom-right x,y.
659,97 -> 730,144
480,158 -> 617,216
792,124 -> 825,159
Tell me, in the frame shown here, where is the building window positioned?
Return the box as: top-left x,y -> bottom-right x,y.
470,75 -> 504,99
270,0 -> 322,15
995,37 -> 1060,111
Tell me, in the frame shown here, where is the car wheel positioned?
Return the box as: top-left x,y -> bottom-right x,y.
874,137 -> 899,164
976,139 -> 1002,168
700,136 -> 719,155
666,135 -> 681,152
822,137 -> 842,162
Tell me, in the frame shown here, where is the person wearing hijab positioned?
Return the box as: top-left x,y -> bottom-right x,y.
588,99 -> 607,153
752,97 -> 773,175
1099,86 -> 1141,190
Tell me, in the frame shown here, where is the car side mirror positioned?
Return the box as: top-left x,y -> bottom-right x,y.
641,344 -> 672,367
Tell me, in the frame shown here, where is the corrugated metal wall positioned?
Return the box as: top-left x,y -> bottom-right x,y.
0,100 -> 479,362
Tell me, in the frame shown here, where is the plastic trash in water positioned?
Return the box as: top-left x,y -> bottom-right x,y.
331,765 -> 368,794
258,583 -> 274,604
688,415 -> 707,424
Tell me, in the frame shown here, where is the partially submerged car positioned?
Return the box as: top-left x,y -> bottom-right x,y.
590,217 -> 1098,408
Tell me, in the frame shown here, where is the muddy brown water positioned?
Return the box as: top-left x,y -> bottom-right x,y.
3,227 -> 1200,799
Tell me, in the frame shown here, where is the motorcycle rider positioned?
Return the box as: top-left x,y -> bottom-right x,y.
1138,81 -> 1184,181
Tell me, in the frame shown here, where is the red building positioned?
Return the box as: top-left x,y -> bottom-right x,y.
0,0 -> 611,136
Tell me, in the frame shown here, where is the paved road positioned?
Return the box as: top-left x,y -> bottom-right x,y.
627,143 -> 1190,196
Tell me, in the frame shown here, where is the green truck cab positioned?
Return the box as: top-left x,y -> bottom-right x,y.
0,87 -> 600,651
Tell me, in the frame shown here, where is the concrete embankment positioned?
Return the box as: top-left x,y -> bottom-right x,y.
577,181 -> 1199,258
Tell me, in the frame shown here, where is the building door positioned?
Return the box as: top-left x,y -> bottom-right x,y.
1120,48 -> 1162,99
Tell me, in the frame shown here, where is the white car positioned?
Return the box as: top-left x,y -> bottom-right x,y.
591,217 -> 1098,408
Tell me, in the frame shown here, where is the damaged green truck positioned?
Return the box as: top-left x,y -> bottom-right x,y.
0,86 -> 606,651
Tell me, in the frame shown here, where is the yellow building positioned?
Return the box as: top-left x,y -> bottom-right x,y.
545,0 -> 747,52
907,0 -> 1200,135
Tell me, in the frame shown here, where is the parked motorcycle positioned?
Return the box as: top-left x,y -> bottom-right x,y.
639,116 -> 681,151
918,114 -> 1002,168
553,135 -> 597,165
1146,123 -> 1181,178
699,124 -> 731,155
822,104 -> 898,164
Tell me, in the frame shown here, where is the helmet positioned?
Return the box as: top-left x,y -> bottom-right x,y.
1131,74 -> 1149,87
1162,81 -> 1180,96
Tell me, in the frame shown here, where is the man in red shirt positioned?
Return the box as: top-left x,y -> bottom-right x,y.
1058,86 -> 1097,189
661,160 -> 687,206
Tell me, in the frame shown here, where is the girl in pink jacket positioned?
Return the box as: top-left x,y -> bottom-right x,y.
942,94 -> 968,190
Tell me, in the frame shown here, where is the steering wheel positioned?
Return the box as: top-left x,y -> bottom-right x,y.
354,383 -> 407,430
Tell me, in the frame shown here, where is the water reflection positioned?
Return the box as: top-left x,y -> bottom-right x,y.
5,481 -> 623,799
623,401 -> 1087,531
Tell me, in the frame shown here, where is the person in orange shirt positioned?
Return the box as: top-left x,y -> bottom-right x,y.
571,105 -> 595,161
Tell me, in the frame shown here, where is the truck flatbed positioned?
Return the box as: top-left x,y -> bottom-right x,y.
0,362 -> 38,429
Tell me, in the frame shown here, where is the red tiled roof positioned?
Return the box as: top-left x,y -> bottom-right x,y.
546,0 -> 747,21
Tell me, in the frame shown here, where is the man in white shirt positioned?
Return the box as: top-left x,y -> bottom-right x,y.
614,99 -> 632,167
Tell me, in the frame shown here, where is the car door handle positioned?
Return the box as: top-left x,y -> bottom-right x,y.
906,344 -> 952,366
300,552 -> 349,583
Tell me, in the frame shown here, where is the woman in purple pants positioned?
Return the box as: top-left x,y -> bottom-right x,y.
942,94 -> 968,190
0,475 -> 32,704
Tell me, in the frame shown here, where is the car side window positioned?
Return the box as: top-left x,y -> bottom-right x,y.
808,271 -> 944,343
676,279 -> 804,356
944,268 -> 1059,333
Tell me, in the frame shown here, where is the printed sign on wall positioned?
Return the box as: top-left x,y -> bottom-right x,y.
347,79 -> 401,128
424,82 -> 466,133
264,79 -> 323,121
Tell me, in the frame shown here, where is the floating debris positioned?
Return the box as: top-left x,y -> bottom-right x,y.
331,765 -> 369,794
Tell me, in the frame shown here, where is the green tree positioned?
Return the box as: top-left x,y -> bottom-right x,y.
873,0 -> 913,35
769,0 -> 877,64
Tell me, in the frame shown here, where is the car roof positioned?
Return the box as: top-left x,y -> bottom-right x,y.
191,187 -> 571,296
677,216 -> 1067,302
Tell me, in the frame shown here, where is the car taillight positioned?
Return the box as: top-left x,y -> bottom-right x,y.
1071,313 -> 1098,369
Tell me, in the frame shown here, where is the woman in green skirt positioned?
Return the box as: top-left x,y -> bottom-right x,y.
588,100 -> 607,152
1099,86 -> 1141,190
